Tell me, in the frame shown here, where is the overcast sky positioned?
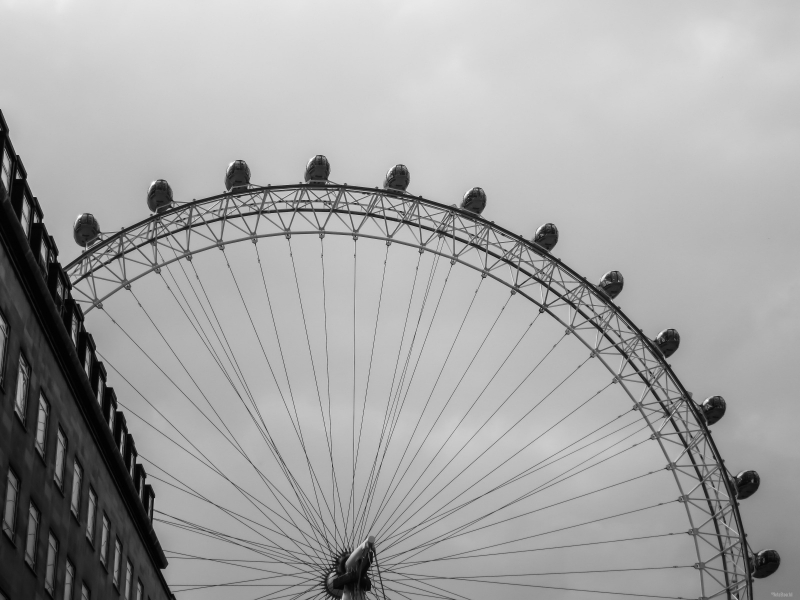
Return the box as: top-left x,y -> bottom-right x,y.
2,0 -> 798,595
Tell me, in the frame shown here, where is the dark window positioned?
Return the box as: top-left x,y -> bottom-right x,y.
35,394 -> 50,457
25,501 -> 40,569
70,313 -> 80,348
113,538 -> 122,588
20,193 -> 32,238
65,559 -> 75,600
0,146 -> 11,192
54,428 -> 67,490
14,354 -> 30,423
86,488 -> 97,544
99,514 -> 109,567
2,469 -> 20,539
45,531 -> 59,595
124,559 -> 133,599
0,310 -> 8,386
71,460 -> 83,517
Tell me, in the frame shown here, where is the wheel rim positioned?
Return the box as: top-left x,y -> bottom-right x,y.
66,184 -> 750,600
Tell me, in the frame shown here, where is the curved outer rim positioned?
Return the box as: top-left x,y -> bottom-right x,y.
66,184 -> 752,600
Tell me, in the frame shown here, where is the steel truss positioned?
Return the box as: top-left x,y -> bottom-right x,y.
65,184 -> 752,600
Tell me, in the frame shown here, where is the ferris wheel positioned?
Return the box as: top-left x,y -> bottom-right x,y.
65,157 -> 780,600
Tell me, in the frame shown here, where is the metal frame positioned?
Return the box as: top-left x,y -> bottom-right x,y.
65,184 -> 751,600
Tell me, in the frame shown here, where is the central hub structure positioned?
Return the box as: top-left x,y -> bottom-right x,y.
324,536 -> 375,600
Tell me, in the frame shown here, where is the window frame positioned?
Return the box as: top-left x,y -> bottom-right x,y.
2,468 -> 20,540
99,513 -> 110,568
112,537 -> 122,589
20,192 -> 32,239
65,558 -> 76,600
86,487 -> 97,545
70,459 -> 83,519
14,352 -> 31,425
35,392 -> 50,459
0,309 -> 8,388
0,146 -> 11,193
45,530 -> 59,595
124,559 -> 133,600
25,500 -> 40,570
54,427 -> 67,491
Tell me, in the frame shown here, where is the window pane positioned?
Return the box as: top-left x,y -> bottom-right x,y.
100,514 -> 109,566
14,354 -> 30,422
81,583 -> 90,600
25,502 -> 40,569
71,316 -> 79,348
71,461 -> 83,516
108,407 -> 115,433
21,196 -> 32,238
1,147 -> 11,191
2,470 -> 20,538
113,538 -> 122,587
136,580 -> 143,600
35,394 -> 50,457
96,378 -> 104,407
45,531 -> 59,594
86,488 -> 97,542
84,350 -> 91,379
65,559 -> 75,600
54,429 -> 67,489
125,560 -> 132,599
0,312 -> 8,385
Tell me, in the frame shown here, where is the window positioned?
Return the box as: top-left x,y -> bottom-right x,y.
71,460 -> 83,517
1,147 -> 11,192
14,354 -> 30,423
54,428 -> 67,490
25,501 -> 40,569
119,430 -> 126,458
100,514 -> 110,567
45,531 -> 59,594
81,583 -> 90,600
83,347 -> 92,380
96,377 -> 104,407
86,488 -> 97,543
136,579 -> 143,600
2,469 -> 20,538
20,194 -> 32,238
65,559 -> 75,600
108,407 -> 115,434
113,538 -> 122,588
39,237 -> 50,273
35,394 -> 50,457
0,310 -> 8,386
124,560 -> 133,599
70,315 -> 80,348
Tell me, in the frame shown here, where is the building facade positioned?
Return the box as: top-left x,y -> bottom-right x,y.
0,110 -> 173,600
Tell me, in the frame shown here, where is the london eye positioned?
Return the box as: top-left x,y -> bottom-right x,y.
65,157 -> 780,600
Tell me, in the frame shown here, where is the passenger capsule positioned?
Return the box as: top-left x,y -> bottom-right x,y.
598,271 -> 624,300
655,328 -> 680,358
533,223 -> 559,251
460,187 -> 487,215
384,164 -> 410,191
750,549 -> 780,578
305,155 -> 331,184
73,213 -> 100,247
225,160 -> 251,191
701,396 -> 726,425
146,179 -> 173,213
734,470 -> 760,500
